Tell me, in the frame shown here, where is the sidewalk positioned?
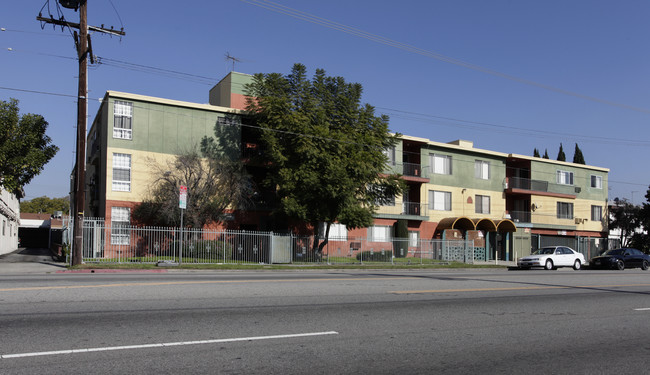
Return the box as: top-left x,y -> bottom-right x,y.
0,248 -> 67,274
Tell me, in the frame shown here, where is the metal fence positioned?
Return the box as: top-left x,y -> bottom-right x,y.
79,219 -> 477,265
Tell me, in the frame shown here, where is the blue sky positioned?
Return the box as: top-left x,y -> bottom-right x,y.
2,0 -> 649,204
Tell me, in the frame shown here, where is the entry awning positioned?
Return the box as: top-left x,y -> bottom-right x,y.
496,219 -> 517,232
437,216 -> 475,231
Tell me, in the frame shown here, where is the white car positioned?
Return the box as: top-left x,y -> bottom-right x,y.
517,246 -> 585,270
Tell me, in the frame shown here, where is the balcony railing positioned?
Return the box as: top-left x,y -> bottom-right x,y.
508,211 -> 531,223
506,177 -> 577,196
403,163 -> 425,178
402,202 -> 427,216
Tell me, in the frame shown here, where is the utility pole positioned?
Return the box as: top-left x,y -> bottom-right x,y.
38,1 -> 125,265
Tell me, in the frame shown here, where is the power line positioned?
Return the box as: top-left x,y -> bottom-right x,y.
241,0 -> 650,115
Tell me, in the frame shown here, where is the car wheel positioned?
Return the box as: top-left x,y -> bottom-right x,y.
616,260 -> 625,271
641,260 -> 649,271
545,259 -> 554,270
573,260 -> 581,270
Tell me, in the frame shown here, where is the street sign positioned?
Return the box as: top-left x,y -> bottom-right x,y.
179,185 -> 187,209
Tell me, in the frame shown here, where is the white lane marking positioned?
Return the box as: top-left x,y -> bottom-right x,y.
1,331 -> 339,359
634,308 -> 650,311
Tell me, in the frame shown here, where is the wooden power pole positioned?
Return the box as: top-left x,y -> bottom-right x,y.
38,1 -> 124,265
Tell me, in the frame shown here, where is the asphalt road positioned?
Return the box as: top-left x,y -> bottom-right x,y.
1,267 -> 649,374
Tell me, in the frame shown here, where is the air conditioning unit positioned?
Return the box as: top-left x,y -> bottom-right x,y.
575,218 -> 584,224
575,187 -> 582,193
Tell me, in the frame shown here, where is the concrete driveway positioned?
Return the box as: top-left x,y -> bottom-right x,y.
0,248 -> 67,274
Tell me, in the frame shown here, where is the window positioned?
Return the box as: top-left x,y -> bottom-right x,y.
369,225 -> 391,242
591,205 -> 602,221
429,190 -> 452,211
321,222 -> 347,240
557,202 -> 574,219
475,195 -> 490,214
408,231 -> 419,247
383,146 -> 396,166
112,153 -> 131,191
475,160 -> 490,180
556,170 -> 574,185
113,101 -> 133,140
591,175 -> 602,189
111,207 -> 130,245
431,154 -> 452,175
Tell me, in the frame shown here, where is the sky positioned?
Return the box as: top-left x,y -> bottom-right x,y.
2,0 -> 649,204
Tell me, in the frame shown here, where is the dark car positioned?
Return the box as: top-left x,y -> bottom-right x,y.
590,248 -> 650,270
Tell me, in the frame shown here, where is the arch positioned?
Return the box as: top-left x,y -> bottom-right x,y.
473,218 -> 497,232
496,219 -> 517,232
437,216 -> 476,231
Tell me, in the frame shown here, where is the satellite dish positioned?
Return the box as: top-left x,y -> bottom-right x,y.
59,1 -> 82,10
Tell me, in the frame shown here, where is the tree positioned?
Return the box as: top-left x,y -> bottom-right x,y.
245,63 -> 404,255
542,149 -> 549,159
20,196 -> 69,214
0,98 -> 58,195
609,198 -> 640,248
533,148 -> 540,157
573,143 -> 585,164
132,149 -> 252,228
556,143 -> 566,162
630,186 -> 650,252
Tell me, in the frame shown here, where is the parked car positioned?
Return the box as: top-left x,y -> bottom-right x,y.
589,248 -> 650,270
517,246 -> 585,270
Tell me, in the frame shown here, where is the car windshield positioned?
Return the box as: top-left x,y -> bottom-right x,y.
532,248 -> 556,255
604,249 -> 624,255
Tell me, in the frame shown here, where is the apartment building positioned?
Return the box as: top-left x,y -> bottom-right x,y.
83,71 -> 609,261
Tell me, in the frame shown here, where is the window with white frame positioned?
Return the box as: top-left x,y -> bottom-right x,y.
429,190 -> 452,211
320,222 -> 348,240
369,225 -> 391,242
475,160 -> 490,180
111,207 -> 130,245
383,146 -> 396,166
591,175 -> 602,189
113,101 -> 133,140
475,195 -> 491,214
591,205 -> 602,221
430,154 -> 452,175
408,231 -> 419,248
112,153 -> 131,191
557,202 -> 574,219
556,170 -> 574,185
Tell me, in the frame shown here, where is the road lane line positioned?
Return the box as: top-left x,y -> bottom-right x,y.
390,283 -> 650,294
0,331 -> 339,359
634,308 -> 650,311
0,277 -> 416,292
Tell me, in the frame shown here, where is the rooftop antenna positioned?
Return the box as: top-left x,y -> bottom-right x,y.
225,52 -> 242,72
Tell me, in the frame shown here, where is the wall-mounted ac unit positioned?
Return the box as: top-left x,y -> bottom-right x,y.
575,218 -> 584,224
575,187 -> 582,193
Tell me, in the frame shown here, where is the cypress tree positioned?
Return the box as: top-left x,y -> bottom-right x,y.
573,143 -> 585,164
557,143 -> 566,162
533,148 -> 540,157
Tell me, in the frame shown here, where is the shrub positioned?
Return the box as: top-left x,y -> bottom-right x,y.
356,249 -> 393,262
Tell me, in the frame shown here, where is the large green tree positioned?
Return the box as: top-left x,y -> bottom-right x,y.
20,196 -> 69,214
0,98 -> 58,195
245,63 -> 404,255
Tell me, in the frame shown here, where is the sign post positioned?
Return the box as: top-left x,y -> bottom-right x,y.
179,185 -> 187,265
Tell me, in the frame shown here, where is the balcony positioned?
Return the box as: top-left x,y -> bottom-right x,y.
402,201 -> 427,216
505,177 -> 577,198
399,163 -> 429,183
508,210 -> 531,223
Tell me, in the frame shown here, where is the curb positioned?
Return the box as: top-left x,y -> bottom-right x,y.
57,269 -> 169,274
